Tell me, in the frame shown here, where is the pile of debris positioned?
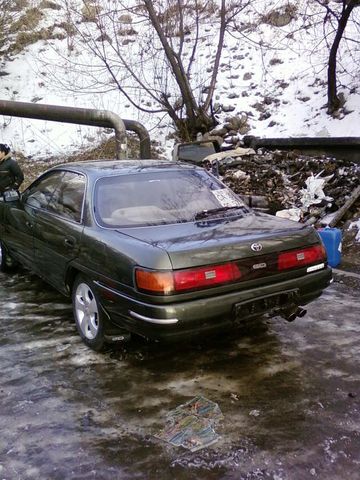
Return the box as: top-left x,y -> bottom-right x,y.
212,148 -> 360,228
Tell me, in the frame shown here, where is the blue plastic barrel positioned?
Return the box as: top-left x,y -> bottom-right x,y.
318,227 -> 342,268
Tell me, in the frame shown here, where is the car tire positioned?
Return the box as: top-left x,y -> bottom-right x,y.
0,241 -> 17,272
72,275 -> 106,352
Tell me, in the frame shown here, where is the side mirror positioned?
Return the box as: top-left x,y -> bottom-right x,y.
3,189 -> 21,202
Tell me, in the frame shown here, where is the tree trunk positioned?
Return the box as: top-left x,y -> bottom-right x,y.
143,0 -> 215,141
327,0 -> 355,114
143,0 -> 199,126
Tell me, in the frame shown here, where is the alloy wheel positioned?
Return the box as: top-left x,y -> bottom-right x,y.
74,282 -> 99,340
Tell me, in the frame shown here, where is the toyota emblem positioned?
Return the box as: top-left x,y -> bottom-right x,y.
251,243 -> 263,252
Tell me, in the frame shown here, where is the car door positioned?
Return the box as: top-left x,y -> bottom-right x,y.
1,171 -> 65,270
0,199 -> 35,269
32,171 -> 86,292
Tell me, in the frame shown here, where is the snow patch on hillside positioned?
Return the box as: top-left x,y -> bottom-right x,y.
0,0 -> 359,160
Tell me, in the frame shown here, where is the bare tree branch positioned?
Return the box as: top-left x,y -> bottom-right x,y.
203,0 -> 226,112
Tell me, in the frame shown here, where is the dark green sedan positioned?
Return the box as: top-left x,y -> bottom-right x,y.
0,160 -> 332,351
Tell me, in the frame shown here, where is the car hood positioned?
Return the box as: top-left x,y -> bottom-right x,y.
116,212 -> 321,269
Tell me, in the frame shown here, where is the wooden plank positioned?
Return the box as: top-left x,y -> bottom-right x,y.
329,185 -> 360,227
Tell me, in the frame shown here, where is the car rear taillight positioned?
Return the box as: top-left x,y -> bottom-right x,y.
135,270 -> 175,294
136,244 -> 326,295
174,263 -> 241,291
135,262 -> 242,295
278,244 -> 326,271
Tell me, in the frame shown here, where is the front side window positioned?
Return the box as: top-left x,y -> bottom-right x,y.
24,171 -> 65,210
24,170 -> 85,222
94,168 -> 246,228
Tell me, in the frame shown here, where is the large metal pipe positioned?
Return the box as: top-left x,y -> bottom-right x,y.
0,99 -> 151,159
123,118 -> 151,159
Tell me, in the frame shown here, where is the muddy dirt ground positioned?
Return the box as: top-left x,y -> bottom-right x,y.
0,266 -> 359,480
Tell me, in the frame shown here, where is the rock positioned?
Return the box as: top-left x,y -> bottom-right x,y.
209,126 -> 228,136
222,115 -> 251,135
269,58 -> 283,66
239,124 -> 251,135
251,102 -> 266,113
121,38 -> 135,45
224,116 -> 240,130
31,96 -> 43,103
96,33 -> 112,43
276,80 -> 290,89
119,14 -> 133,23
263,96 -> 274,105
259,112 -> 271,120
221,105 -> 236,113
223,135 -> 240,145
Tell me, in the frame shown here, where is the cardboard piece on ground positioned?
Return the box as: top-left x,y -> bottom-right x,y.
155,395 -> 223,452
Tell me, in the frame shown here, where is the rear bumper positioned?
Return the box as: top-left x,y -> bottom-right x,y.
96,267 -> 332,341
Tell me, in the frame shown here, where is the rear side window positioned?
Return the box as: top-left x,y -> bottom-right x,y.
94,168 -> 245,227
175,142 -> 217,163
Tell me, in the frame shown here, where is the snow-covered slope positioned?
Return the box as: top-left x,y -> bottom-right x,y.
0,0 -> 359,160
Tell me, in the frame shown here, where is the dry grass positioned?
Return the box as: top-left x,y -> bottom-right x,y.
81,2 -> 100,23
55,21 -> 76,36
261,3 -> 298,27
8,0 -> 29,12
39,0 -> 61,10
10,7 -> 43,32
9,27 -> 65,54
2,3 -> 69,55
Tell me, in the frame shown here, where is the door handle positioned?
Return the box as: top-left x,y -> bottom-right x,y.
64,237 -> 76,248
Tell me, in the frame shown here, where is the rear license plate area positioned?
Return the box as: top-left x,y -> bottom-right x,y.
234,289 -> 299,321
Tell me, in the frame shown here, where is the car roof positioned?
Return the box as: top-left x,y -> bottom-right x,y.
52,159 -> 199,176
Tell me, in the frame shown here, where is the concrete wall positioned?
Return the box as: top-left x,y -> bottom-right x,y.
242,136 -> 360,164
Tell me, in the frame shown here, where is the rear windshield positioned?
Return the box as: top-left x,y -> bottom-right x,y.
94,168 -> 246,228
176,142 -> 217,163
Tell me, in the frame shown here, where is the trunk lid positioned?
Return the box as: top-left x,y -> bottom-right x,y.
117,212 -> 321,269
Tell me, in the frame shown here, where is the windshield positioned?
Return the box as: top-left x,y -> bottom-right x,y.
94,168 -> 247,228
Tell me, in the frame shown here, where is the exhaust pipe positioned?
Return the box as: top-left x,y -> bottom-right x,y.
104,332 -> 131,343
280,305 -> 307,322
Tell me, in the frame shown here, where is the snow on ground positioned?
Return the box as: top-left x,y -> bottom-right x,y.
350,220 -> 360,241
0,0 -> 360,160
